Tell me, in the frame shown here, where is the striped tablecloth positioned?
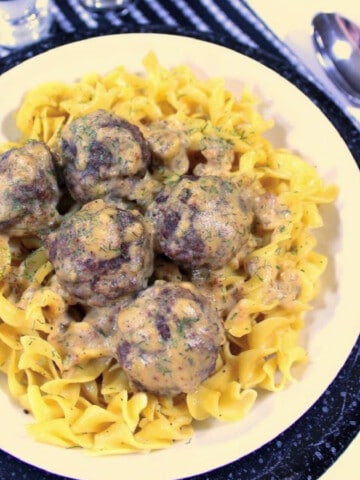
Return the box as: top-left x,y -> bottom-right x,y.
0,2 -> 359,480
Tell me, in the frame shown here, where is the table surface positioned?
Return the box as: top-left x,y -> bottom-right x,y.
0,2 -> 359,480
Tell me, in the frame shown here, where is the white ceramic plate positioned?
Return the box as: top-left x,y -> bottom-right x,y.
0,33 -> 359,480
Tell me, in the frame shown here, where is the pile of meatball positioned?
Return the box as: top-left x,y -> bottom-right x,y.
0,109 -> 258,396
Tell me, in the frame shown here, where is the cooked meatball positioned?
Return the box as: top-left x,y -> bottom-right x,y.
252,192 -> 283,230
143,120 -> 190,175
0,141 -> 60,236
45,199 -> 153,307
190,136 -> 235,176
48,304 -> 127,370
116,281 -> 224,395
60,109 -> 151,203
146,175 -> 253,270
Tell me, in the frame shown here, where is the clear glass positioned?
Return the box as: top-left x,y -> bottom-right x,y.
0,0 -> 53,49
80,0 -> 132,11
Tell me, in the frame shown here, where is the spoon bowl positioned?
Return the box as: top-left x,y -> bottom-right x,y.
312,12 -> 360,105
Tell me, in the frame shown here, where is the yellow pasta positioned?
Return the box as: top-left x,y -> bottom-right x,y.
0,52 -> 337,454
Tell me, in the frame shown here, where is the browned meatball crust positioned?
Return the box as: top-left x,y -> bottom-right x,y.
116,281 -> 225,396
60,109 -> 151,203
0,141 -> 60,236
45,199 -> 153,307
146,175 -> 253,270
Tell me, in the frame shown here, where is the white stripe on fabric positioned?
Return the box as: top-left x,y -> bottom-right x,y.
67,0 -> 98,29
126,3 -> 150,24
169,0 -> 210,31
0,47 -> 11,59
50,1 -> 75,32
143,0 -> 178,26
104,11 -> 124,26
198,0 -> 256,47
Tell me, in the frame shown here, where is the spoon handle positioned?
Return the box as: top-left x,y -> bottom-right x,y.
312,13 -> 360,107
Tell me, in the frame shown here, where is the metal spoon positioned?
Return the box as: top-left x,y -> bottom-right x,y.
312,12 -> 360,106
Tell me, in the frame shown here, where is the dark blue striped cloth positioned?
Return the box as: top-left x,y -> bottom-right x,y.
0,0 -> 313,74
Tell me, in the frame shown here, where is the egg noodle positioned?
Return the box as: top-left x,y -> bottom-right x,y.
0,53 -> 337,454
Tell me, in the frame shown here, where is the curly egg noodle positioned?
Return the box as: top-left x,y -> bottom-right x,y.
0,53 -> 337,454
